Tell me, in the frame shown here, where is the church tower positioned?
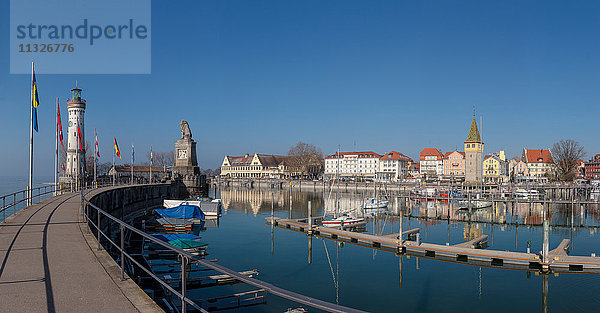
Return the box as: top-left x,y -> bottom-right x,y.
464,114 -> 483,183
65,85 -> 86,181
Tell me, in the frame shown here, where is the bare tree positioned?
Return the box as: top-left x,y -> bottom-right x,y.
551,139 -> 585,181
287,142 -> 324,179
147,151 -> 174,167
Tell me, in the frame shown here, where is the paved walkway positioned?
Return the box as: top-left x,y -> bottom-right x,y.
0,191 -> 143,313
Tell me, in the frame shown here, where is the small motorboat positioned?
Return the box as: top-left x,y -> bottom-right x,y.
155,204 -> 205,224
322,214 -> 365,227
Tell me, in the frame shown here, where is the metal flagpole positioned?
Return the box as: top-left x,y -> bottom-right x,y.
149,146 -> 152,184
28,62 -> 34,205
112,141 -> 115,186
54,98 -> 58,196
131,142 -> 134,185
76,126 -> 79,192
94,129 -> 97,188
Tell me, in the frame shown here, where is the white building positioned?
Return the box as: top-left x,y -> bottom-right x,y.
419,148 -> 444,177
377,151 -> 413,181
324,151 -> 381,179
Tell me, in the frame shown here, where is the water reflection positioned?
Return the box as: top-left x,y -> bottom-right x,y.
214,187 -> 600,312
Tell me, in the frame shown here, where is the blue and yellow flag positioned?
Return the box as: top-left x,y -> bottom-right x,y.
32,70 -> 40,132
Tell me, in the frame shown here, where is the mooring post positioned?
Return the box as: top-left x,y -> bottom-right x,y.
307,235 -> 312,264
542,219 -> 549,269
181,255 -> 187,313
308,201 -> 312,233
120,224 -> 125,281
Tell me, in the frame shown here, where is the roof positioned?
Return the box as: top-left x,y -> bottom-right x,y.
380,151 -> 412,162
256,154 -> 292,167
443,151 -> 465,159
465,116 -> 482,143
325,151 -> 381,159
524,149 -> 554,164
226,154 -> 254,165
111,165 -> 167,173
420,148 -> 444,160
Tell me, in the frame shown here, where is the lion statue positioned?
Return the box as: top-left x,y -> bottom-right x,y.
180,120 -> 192,139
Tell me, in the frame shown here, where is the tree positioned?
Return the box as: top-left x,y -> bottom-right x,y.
287,142 -> 324,178
551,139 -> 585,181
147,151 -> 174,167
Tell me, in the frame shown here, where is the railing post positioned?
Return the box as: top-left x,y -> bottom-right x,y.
2,197 -> 5,222
120,224 -> 125,281
13,193 -> 16,216
181,255 -> 187,313
97,209 -> 102,251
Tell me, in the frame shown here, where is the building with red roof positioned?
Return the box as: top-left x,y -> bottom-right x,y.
420,148 -> 444,176
324,151 -> 382,179
442,151 -> 465,177
378,151 -> 413,181
584,154 -> 600,180
522,148 -> 555,179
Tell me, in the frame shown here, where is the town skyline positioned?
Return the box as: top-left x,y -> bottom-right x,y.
2,1 -> 600,177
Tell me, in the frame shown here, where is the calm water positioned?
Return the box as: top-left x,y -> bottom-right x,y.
188,187 -> 600,312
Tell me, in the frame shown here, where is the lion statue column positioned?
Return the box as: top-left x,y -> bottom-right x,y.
173,120 -> 207,197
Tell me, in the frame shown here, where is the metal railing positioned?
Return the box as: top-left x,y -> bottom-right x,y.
0,185 -> 58,223
81,188 -> 366,313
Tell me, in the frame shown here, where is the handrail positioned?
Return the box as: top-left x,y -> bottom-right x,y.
81,187 -> 367,313
0,185 -> 56,223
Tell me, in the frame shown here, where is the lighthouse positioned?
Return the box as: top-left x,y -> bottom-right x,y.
65,85 -> 86,182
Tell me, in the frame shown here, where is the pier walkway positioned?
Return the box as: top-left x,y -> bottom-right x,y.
0,190 -> 159,313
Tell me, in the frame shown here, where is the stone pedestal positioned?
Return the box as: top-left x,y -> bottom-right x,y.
172,121 -> 208,198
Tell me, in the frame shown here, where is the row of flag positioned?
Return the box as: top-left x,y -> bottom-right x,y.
32,66 -> 156,167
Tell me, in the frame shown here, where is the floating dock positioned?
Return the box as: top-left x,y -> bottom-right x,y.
267,216 -> 600,274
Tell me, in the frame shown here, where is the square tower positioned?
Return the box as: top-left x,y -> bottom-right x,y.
464,115 -> 483,183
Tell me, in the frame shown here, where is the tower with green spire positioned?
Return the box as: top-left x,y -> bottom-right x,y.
464,114 -> 483,183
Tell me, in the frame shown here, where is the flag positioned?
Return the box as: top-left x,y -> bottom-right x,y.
150,146 -> 153,165
132,143 -> 135,164
114,137 -> 121,159
57,100 -> 63,147
77,125 -> 84,151
95,129 -> 100,157
32,69 -> 40,132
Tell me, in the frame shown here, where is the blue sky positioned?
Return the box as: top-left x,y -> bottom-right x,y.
1,0 -> 599,177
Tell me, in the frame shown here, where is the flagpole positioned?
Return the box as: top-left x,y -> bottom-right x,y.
28,61 -> 34,206
131,142 -> 134,185
94,129 -> 97,188
54,98 -> 58,196
149,146 -> 152,184
112,141 -> 115,186
75,127 -> 79,192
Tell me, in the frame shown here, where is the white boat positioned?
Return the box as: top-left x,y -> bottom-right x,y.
361,198 -> 389,209
163,199 -> 222,217
322,214 -> 365,227
514,189 -> 541,200
456,200 -> 492,210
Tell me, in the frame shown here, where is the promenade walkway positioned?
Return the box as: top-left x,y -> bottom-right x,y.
0,190 -> 159,313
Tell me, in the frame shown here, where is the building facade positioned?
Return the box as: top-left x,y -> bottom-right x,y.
584,154 -> 600,180
324,151 -> 381,179
377,151 -> 413,181
220,153 -> 296,179
464,115 -> 484,183
510,160 -> 529,181
419,148 -> 444,177
483,155 -> 507,183
443,151 -> 465,177
523,148 -> 555,179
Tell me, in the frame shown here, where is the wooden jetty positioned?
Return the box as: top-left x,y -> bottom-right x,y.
267,217 -> 600,274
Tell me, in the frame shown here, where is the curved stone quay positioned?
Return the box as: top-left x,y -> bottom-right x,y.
0,189 -> 161,313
